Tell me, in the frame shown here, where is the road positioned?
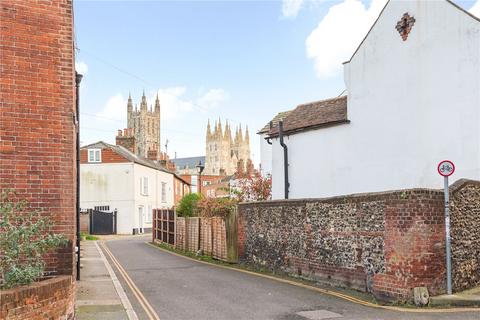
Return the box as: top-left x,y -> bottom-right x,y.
103,236 -> 480,320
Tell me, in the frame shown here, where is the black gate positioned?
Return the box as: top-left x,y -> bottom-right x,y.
89,209 -> 117,235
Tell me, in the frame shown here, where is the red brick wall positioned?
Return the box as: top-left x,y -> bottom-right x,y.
80,148 -> 128,164
0,276 -> 75,320
0,0 -> 76,276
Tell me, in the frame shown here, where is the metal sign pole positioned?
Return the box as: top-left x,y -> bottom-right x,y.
444,175 -> 452,295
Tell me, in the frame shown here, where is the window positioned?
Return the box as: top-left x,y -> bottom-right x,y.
140,177 -> 149,196
88,149 -> 101,163
94,205 -> 110,211
161,182 -> 167,203
146,205 -> 152,223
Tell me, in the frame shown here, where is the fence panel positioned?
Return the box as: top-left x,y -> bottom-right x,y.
153,208 -> 175,245
186,217 -> 200,252
200,218 -> 213,256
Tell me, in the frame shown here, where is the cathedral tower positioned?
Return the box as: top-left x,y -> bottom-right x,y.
124,91 -> 161,160
205,119 -> 251,175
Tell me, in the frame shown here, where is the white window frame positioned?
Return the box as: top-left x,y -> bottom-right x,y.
88,149 -> 101,163
161,182 -> 167,203
140,177 -> 149,196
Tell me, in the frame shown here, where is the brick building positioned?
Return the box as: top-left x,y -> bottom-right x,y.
0,0 -> 77,318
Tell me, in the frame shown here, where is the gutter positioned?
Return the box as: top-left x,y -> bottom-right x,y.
75,72 -> 83,281
278,121 -> 289,199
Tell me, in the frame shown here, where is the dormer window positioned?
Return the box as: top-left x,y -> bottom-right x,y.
88,149 -> 101,163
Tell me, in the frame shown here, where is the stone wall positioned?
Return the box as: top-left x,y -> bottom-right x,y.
0,276 -> 75,320
450,180 -> 480,291
238,181 -> 480,301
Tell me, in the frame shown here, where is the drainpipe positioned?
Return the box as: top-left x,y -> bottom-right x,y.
75,72 -> 83,281
278,121 -> 289,199
265,121 -> 273,145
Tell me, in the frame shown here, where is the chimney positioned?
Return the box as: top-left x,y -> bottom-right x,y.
116,128 -> 136,154
147,148 -> 158,161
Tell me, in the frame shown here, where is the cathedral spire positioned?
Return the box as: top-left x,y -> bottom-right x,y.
238,124 -> 243,143
207,119 -> 212,138
217,118 -> 223,137
245,125 -> 250,143
154,93 -> 160,114
127,92 -> 133,112
140,89 -> 147,111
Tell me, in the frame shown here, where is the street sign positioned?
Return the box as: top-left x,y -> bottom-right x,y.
437,160 -> 455,177
437,159 -> 455,295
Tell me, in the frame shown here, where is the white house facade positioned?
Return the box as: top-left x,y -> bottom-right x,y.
80,142 -> 176,234
266,0 -> 480,199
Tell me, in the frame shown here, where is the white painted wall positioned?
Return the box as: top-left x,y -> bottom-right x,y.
80,162 -> 175,234
133,163 -> 174,232
80,163 -> 135,234
271,0 -> 480,199
259,133 -> 272,176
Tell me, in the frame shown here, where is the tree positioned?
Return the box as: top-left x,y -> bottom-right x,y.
176,193 -> 202,217
234,171 -> 272,202
0,190 -> 68,289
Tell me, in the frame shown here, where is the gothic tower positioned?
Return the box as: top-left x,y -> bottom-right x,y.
125,91 -> 161,160
205,119 -> 251,175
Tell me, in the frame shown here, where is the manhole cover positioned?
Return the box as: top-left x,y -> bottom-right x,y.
296,310 -> 343,320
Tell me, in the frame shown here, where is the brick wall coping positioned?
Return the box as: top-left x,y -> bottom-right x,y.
0,275 -> 73,310
239,179 -> 480,208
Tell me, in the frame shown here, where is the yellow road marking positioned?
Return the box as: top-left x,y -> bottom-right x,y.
100,241 -> 161,320
146,242 -> 480,314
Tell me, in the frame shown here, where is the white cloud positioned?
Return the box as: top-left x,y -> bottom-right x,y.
470,0 -> 480,17
197,88 -> 229,109
97,94 -> 127,122
306,0 -> 387,78
152,87 -> 228,120
75,61 -> 88,75
282,0 -> 304,18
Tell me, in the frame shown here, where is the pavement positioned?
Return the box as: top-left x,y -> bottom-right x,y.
431,286 -> 480,307
76,240 -> 136,320
99,236 -> 480,320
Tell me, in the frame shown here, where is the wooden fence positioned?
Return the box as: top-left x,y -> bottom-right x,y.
152,208 -> 238,263
153,209 -> 175,245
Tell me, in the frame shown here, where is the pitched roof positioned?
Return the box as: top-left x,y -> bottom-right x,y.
171,156 -> 206,170
81,141 -> 190,185
343,0 -> 480,65
268,96 -> 349,137
258,111 -> 292,134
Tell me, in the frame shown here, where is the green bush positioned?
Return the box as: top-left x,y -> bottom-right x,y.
176,193 -> 201,217
0,189 -> 68,289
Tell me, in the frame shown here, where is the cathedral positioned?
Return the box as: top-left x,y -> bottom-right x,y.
116,91 -> 161,160
204,119 -> 251,176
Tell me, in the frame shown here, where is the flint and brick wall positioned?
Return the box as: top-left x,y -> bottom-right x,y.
238,180 -> 480,301
0,0 -> 76,277
0,276 -> 75,320
450,180 -> 480,291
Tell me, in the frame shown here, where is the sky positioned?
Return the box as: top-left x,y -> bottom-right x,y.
74,0 -> 480,166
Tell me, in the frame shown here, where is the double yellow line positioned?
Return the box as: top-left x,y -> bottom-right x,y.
100,241 -> 161,320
